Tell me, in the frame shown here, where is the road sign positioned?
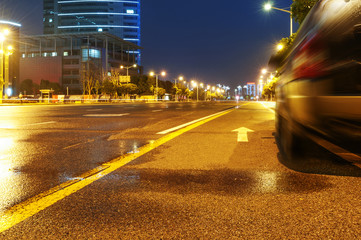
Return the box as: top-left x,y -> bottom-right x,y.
119,76 -> 130,83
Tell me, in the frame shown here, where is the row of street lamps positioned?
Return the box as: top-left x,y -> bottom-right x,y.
116,64 -> 228,102
245,2 -> 292,100
148,71 -> 225,102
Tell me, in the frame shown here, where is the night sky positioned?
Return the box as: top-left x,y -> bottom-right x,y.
0,0 -> 294,90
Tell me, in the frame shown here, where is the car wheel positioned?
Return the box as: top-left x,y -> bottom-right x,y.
277,114 -> 304,160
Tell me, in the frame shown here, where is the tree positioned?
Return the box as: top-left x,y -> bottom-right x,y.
262,77 -> 278,101
94,80 -> 101,95
82,60 -> 102,97
131,75 -> 152,95
161,80 -> 174,94
101,79 -> 116,97
117,83 -> 138,99
291,0 -> 318,25
39,79 -> 61,94
174,83 -> 190,101
19,79 -> 38,95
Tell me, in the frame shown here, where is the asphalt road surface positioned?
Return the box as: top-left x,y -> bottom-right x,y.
0,101 -> 361,239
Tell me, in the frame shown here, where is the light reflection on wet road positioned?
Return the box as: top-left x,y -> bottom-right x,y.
0,102 -> 361,239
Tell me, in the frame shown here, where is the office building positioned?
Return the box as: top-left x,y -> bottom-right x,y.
19,32 -> 141,94
43,0 -> 141,63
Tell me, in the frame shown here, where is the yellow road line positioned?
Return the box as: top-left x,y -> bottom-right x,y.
0,108 -> 234,233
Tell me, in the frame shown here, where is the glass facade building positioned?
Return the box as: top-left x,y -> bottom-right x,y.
43,0 -> 141,63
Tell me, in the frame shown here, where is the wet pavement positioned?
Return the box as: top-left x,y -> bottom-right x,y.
1,102 -> 361,239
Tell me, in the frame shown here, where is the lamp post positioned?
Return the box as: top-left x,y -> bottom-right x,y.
0,34 -> 4,103
175,76 -> 183,101
4,46 -> 13,99
264,2 -> 293,36
150,71 -> 166,101
191,81 -> 198,102
120,64 -> 137,76
0,29 -> 10,104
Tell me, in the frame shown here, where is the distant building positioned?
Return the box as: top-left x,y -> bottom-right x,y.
0,20 -> 21,96
19,32 -> 141,94
43,0 -> 141,63
257,81 -> 265,98
246,82 -> 256,97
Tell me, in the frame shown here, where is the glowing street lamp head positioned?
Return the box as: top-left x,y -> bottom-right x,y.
192,82 -> 197,87
149,72 -> 155,76
7,46 -> 13,51
3,29 -> 10,36
120,65 -> 124,69
277,44 -> 284,51
161,71 -> 166,76
261,68 -> 268,74
264,3 -> 272,11
133,64 -> 137,68
179,76 -> 184,81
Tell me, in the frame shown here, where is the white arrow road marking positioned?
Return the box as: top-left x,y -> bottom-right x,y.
232,127 -> 254,142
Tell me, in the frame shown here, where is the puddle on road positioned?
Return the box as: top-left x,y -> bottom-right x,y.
104,168 -> 332,196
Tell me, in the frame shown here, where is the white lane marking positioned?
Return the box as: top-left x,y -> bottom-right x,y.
86,109 -> 103,112
232,127 -> 254,142
83,113 -> 130,117
63,139 -> 95,150
260,102 -> 275,114
152,110 -> 162,112
157,109 -> 232,135
23,121 -> 57,126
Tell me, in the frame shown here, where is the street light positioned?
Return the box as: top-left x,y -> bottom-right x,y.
277,43 -> 284,51
150,71 -> 166,101
174,76 -> 184,101
264,2 -> 293,36
0,29 -> 10,104
120,64 -> 137,76
191,81 -> 198,102
4,45 -> 13,99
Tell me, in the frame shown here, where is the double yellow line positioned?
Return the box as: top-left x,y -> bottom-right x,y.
0,108 -> 234,233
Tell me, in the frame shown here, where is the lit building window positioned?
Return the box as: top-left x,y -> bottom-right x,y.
49,18 -> 53,23
98,28 -> 103,32
63,52 -> 69,56
82,49 -> 101,61
126,9 -> 135,14
52,52 -> 57,57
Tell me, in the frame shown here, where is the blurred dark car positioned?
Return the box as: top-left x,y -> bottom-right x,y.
273,0 -> 361,158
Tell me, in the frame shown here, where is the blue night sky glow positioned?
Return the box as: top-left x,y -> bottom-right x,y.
0,0 -> 295,89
